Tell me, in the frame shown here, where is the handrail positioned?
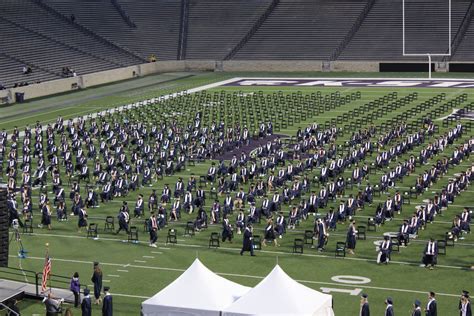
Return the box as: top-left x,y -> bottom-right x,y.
111,0 -> 136,28
0,267 -> 38,280
223,0 -> 280,60
330,0 -> 376,61
1,267 -> 73,295
442,1 -> 474,62
177,0 -> 190,60
37,272 -> 72,286
0,303 -> 20,316
0,267 -> 39,296
30,0 -> 146,63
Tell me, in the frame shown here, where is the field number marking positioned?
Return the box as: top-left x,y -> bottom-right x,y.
331,275 -> 371,285
321,275 -> 371,296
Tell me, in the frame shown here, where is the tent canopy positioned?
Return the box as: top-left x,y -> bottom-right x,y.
141,259 -> 250,316
222,265 -> 334,316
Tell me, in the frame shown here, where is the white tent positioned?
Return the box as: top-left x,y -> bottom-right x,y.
222,265 -> 335,316
141,259 -> 250,316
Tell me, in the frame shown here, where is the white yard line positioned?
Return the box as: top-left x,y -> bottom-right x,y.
16,255 -> 464,298
27,230 -> 474,248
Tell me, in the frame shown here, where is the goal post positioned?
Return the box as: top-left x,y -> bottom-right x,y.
402,0 -> 452,78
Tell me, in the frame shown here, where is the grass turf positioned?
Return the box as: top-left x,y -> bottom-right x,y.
1,71 -> 473,316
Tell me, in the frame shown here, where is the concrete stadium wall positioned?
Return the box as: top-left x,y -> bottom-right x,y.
331,61 -> 379,72
138,60 -> 216,76
2,60 -> 219,103
81,65 -> 140,87
185,60 -> 216,71
221,60 -> 323,72
139,61 -> 185,76
2,60 -> 471,104
7,77 -> 81,103
0,89 -> 11,104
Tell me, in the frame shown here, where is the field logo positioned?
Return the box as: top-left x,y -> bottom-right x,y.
437,109 -> 474,121
224,78 -> 474,89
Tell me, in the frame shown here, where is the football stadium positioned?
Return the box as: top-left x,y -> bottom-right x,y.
0,0 -> 473,315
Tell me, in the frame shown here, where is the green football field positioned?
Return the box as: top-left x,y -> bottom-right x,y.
1,71 -> 473,316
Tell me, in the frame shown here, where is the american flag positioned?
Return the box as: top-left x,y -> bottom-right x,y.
41,251 -> 51,293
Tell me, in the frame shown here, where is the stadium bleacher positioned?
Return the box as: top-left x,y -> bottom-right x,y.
1,0 -> 474,88
186,0 -> 271,60
45,0 -> 181,61
453,4 -> 474,61
233,0 -> 368,60
0,17 -> 117,79
0,53 -> 58,88
1,0 -> 143,66
339,0 -> 471,61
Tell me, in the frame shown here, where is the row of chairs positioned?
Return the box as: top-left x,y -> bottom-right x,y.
344,93 -> 449,133
114,90 -> 362,134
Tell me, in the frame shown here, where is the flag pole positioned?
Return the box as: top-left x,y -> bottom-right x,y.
46,243 -> 51,293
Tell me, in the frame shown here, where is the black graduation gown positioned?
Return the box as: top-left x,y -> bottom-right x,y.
91,271 -> 102,299
81,296 -> 92,316
385,305 -> 394,316
102,294 -> 113,316
242,228 -> 253,251
412,308 -> 422,316
346,225 -> 356,249
361,302 -> 370,316
426,300 -> 437,316
464,302 -> 472,316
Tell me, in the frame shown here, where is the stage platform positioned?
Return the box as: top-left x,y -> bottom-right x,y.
0,279 -> 78,304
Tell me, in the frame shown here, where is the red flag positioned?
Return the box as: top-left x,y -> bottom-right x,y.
41,251 -> 51,293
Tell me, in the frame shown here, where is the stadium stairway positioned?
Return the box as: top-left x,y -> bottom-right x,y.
0,18 -> 119,79
45,0 -> 181,60
185,0 -> 272,60
451,1 -> 474,61
3,0 -> 143,66
0,15 -> 127,70
338,0 -> 471,61
233,0 -> 368,60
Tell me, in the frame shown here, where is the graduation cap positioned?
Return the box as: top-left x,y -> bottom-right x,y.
386,297 -> 393,304
93,261 -> 99,267
462,290 -> 469,298
414,299 -> 421,306
104,286 -> 110,292
83,288 -> 90,296
361,293 -> 368,299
